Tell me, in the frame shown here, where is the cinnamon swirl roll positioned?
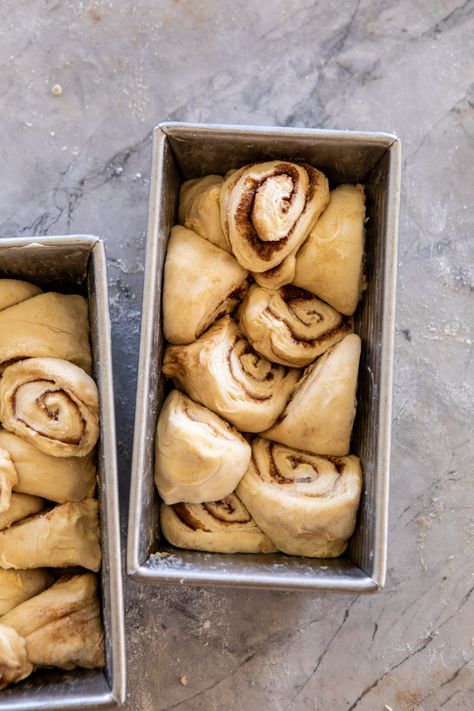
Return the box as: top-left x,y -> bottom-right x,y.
0,569 -> 54,616
0,280 -> 42,312
0,430 -> 96,503
0,574 -> 104,671
178,175 -> 230,252
253,251 -> 297,289
155,390 -> 251,504
220,161 -> 329,272
160,494 -> 277,554
294,184 -> 366,315
162,316 -> 300,432
237,438 -> 363,557
0,499 -> 101,571
0,624 -> 32,689
0,447 -> 17,513
263,334 -> 361,456
0,358 -> 100,458
163,226 -> 248,345
239,284 -> 353,367
0,494 -> 44,531
0,292 -> 92,373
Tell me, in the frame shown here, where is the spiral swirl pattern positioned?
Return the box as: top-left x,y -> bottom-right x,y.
160,493 -> 277,553
237,438 -> 362,557
239,284 -> 353,367
0,358 -> 99,458
220,161 -> 329,272
162,316 -> 300,432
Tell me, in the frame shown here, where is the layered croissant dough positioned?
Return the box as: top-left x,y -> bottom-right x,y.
0,573 -> 104,688
294,184 -> 366,316
0,357 -> 99,458
264,334 -> 361,456
220,161 -> 329,272
0,499 -> 101,572
178,175 -> 230,252
237,439 -> 363,557
155,390 -> 251,504
163,316 -> 300,432
239,284 -> 353,367
160,494 -> 277,554
163,225 -> 248,345
0,291 -> 92,373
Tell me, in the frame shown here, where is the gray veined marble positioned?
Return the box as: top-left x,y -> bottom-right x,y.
0,0 -> 473,709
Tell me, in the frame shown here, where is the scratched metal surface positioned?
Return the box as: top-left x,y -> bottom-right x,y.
0,1 -> 473,709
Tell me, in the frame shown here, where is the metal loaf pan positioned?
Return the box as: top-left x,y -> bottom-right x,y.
0,236 -> 126,709
128,123 -> 401,592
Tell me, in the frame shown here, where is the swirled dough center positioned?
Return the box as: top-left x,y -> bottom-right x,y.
252,173 -> 306,241
15,382 -> 83,444
264,445 -> 342,496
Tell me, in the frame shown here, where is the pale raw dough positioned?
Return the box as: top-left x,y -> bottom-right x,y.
162,316 -> 300,432
0,493 -> 44,531
0,280 -> 42,312
220,161 -> 329,272
0,357 -> 100,458
160,493 -> 277,554
0,499 -> 101,571
0,292 -> 92,373
237,438 -> 363,557
154,390 -> 251,504
263,334 -> 361,456
163,225 -> 248,345
294,184 -> 366,315
0,447 -> 18,513
0,574 -> 104,670
0,569 -> 54,616
239,284 -> 353,367
253,251 -> 297,289
0,623 -> 32,689
0,430 -> 96,502
178,175 -> 230,251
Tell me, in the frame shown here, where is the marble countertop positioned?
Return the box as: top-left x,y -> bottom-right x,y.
1,1 -> 473,709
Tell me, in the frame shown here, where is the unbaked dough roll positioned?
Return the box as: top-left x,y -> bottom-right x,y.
0,292 -> 92,373
0,447 -> 17,513
0,574 -> 104,670
162,316 -> 300,432
0,493 -> 45,531
178,175 -> 230,251
0,499 -> 101,571
294,184 -> 366,315
160,494 -> 277,554
0,569 -> 55,616
155,390 -> 251,504
0,280 -> 42,312
163,226 -> 249,345
253,251 -> 297,289
0,358 -> 99,458
220,161 -> 329,272
237,438 -> 363,557
263,334 -> 361,456
0,430 -> 96,503
239,284 -> 353,367
0,623 -> 32,689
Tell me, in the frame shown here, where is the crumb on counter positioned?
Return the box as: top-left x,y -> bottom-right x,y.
51,84 -> 62,96
180,675 -> 188,686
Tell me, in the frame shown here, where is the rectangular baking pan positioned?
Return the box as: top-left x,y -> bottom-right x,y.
128,123 -> 401,592
0,236 -> 126,708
